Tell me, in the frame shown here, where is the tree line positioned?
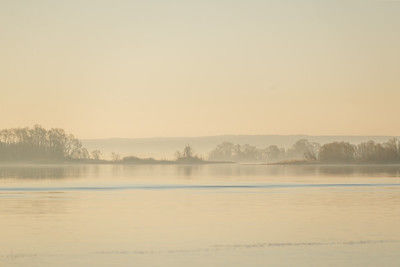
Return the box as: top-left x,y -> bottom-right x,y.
318,139 -> 400,163
1,125 -> 399,164
208,139 -> 319,163
0,125 -> 96,161
208,138 -> 400,163
0,125 -> 207,164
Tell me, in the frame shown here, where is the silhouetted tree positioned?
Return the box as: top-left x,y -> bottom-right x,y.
91,150 -> 102,161
318,142 -> 356,163
111,152 -> 121,162
355,138 -> 399,163
264,145 -> 284,162
182,145 -> 194,158
287,139 -> 320,160
0,125 -> 90,161
175,145 -> 203,163
208,142 -> 235,161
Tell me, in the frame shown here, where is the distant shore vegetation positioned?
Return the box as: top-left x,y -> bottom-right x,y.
209,138 -> 400,164
119,145 -> 216,164
208,139 -> 319,163
0,125 -> 90,162
1,126 -> 400,164
0,126 -> 213,164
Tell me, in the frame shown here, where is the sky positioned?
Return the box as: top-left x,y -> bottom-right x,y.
1,0 -> 399,138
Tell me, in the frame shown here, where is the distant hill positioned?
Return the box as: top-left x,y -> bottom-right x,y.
82,135 -> 398,160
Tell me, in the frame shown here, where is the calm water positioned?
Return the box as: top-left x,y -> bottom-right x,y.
1,164 -> 400,266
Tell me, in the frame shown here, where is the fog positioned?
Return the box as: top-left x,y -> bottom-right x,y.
2,1 -> 400,266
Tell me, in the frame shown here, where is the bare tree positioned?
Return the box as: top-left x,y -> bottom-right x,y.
111,152 -> 121,162
91,150 -> 102,161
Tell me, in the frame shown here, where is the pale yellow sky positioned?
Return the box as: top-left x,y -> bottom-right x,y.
1,0 -> 399,138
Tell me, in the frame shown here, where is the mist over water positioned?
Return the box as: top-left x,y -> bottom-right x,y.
1,164 -> 400,266
2,0 -> 400,265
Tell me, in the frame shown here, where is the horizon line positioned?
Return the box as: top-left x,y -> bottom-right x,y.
81,134 -> 400,140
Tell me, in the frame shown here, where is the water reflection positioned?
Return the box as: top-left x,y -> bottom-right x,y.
0,164 -> 400,180
0,165 -> 89,179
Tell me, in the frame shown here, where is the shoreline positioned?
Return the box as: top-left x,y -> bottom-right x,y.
2,161 -> 400,167
0,160 -> 234,166
264,161 -> 400,166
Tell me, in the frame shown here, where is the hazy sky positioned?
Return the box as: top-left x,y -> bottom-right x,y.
1,0 -> 399,138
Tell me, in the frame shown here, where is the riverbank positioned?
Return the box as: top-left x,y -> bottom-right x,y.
266,160 -> 400,166
0,159 -> 233,166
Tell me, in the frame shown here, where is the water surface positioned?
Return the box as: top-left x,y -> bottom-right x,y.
1,164 -> 400,266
